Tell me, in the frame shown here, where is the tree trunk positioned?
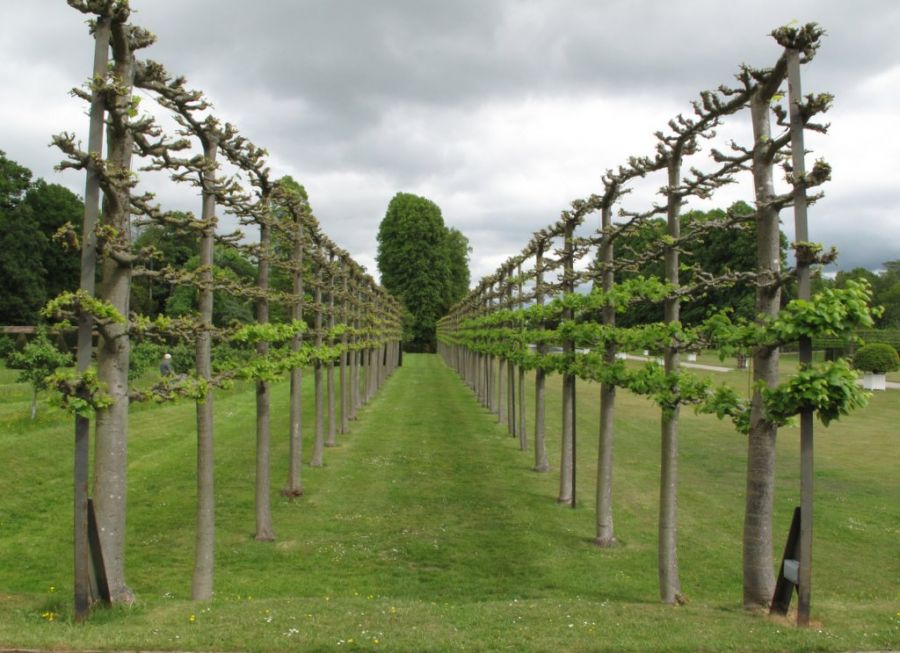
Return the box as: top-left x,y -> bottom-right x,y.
558,373 -> 575,504
533,368 -> 549,471
326,257 -> 337,447
659,153 -> 683,604
284,208 -> 304,497
192,138 -> 217,600
92,20 -> 135,603
73,13 -> 109,621
311,273 -> 325,467
533,245 -> 549,472
595,203 -> 617,546
254,218 -> 274,542
558,221 -> 576,505
595,381 -> 616,545
517,366 -> 526,450
658,405 -> 681,602
340,268 -> 349,434
507,358 -> 516,437
743,90 -> 783,610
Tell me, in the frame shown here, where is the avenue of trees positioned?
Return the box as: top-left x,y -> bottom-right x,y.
438,24 -> 877,623
376,192 -> 470,352
4,1 -> 895,632
40,0 -> 401,619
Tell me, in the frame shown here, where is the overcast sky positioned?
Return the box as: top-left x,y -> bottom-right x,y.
2,0 -> 898,284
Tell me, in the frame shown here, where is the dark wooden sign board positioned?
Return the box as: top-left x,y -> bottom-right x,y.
770,506 -> 801,615
87,498 -> 111,604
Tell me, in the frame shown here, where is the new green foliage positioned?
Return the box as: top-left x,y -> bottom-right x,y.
6,330 -> 73,419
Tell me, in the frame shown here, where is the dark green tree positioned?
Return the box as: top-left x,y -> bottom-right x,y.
0,205 -> 47,325
834,262 -> 900,328
0,152 -> 83,324
615,201 -> 787,327
23,179 -> 83,299
443,227 -> 471,311
0,149 -> 32,211
166,246 -> 255,327
131,219 -> 197,317
0,152 -> 45,324
376,192 -> 469,351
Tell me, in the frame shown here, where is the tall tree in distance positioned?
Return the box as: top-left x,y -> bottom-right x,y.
377,192 -> 469,351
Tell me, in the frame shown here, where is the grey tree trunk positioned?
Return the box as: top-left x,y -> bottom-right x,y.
326,255 -> 337,447
192,137 -> 218,600
498,357 -> 506,425
340,266 -> 349,434
92,19 -> 135,603
254,218 -> 275,542
73,14 -> 109,621
517,366 -> 526,450
558,373 -> 575,504
595,204 -> 617,546
516,266 -> 526,448
743,90 -> 783,610
311,270 -> 325,467
533,245 -> 549,472
350,280 -> 360,418
507,356 -> 516,437
558,222 -> 576,505
658,154 -> 684,604
284,205 -> 304,497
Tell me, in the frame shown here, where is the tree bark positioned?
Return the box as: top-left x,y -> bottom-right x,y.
595,203 -> 617,546
533,244 -> 549,472
92,18 -> 135,603
659,153 -> 683,604
326,255 -> 337,447
311,268 -> 325,467
254,218 -> 275,542
192,137 -> 217,599
743,90 -> 783,610
73,13 -> 109,621
558,221 -> 576,505
340,264 -> 349,434
284,196 -> 304,497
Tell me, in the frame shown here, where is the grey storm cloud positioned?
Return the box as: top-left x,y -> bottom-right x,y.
2,0 -> 899,285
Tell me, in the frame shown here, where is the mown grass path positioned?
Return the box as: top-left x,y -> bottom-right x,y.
0,355 -> 897,652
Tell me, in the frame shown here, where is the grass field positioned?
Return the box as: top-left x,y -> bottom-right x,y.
0,354 -> 897,652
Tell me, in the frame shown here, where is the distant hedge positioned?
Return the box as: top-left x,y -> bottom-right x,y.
813,328 -> 900,352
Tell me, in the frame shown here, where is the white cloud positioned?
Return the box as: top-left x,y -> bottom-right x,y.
2,0 -> 898,295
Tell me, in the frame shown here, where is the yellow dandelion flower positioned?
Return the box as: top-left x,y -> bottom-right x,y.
188,614 -> 197,624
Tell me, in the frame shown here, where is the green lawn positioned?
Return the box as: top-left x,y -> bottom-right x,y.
0,354 -> 897,652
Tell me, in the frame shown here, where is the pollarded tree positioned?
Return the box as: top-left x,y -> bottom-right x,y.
52,0 -> 157,604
